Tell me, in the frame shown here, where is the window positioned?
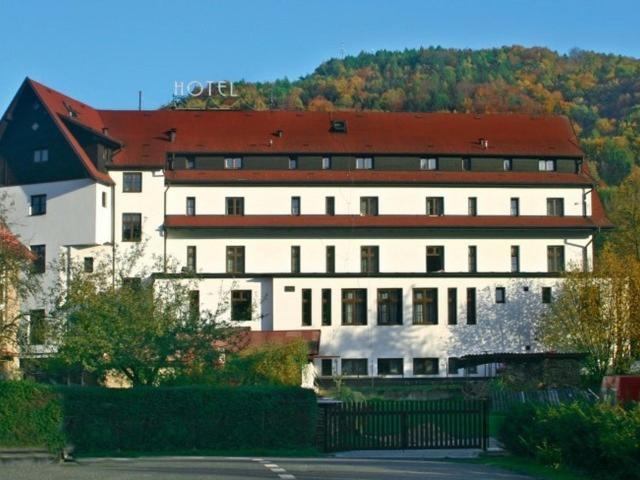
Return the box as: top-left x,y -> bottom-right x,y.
83,257 -> 94,273
288,157 -> 298,169
186,158 -> 195,170
547,198 -> 564,216
122,277 -> 142,290
322,157 -> 331,169
291,246 -> 301,273
291,196 -> 301,216
123,172 -> 142,192
321,358 -> 333,376
326,246 -> 335,273
448,358 -> 459,376
378,358 -> 403,376
510,198 -> 520,216
189,290 -> 200,318
539,159 -> 556,171
342,358 -> 367,376
101,191 -> 107,208
468,246 -> 477,273
548,246 -> 565,272
414,358 -> 439,375
231,290 -> 251,320
377,289 -> 402,325
31,245 -> 46,274
360,197 -> 378,216
511,246 -> 520,272
29,309 -> 46,345
361,246 -> 379,273
342,289 -> 367,325
30,194 -> 46,216
462,158 -> 471,171
495,287 -> 506,304
413,288 -> 438,325
224,157 -> 242,169
426,246 -> 444,272
322,289 -> 332,326
542,287 -> 553,304
226,246 -> 245,273
448,288 -> 457,325
420,158 -> 437,170
426,197 -> 444,216
122,213 -> 142,242
503,159 -> 513,171
33,149 -> 48,163
186,197 -> 196,216
302,289 -> 312,326
355,157 -> 373,169
226,197 -> 244,215
326,197 -> 335,215
186,246 -> 197,271
466,288 -> 476,325
468,197 -> 477,216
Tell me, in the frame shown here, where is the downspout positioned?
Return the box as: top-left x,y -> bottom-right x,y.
582,187 -> 593,217
111,183 -> 116,287
66,246 -> 71,290
163,183 -> 169,273
583,235 -> 595,272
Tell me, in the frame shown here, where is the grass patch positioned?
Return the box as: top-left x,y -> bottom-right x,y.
74,447 -> 321,459
476,455 -> 589,480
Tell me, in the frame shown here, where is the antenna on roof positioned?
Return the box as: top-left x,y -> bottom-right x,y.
138,91 -> 142,111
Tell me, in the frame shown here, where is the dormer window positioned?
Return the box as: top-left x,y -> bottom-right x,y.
503,159 -> 513,171
420,158 -> 437,170
539,159 -> 556,172
185,158 -> 195,170
288,157 -> 298,170
224,157 -> 242,169
330,120 -> 347,133
322,157 -> 331,169
461,158 -> 471,171
355,157 -> 373,170
33,149 -> 49,163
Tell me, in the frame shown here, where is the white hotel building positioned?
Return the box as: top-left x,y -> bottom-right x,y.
0,79 -> 612,378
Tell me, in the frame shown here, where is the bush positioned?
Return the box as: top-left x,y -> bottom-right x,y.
499,402 -> 640,480
58,385 -> 317,454
0,380 -> 65,452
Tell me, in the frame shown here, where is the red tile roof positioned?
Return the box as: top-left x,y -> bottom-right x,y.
165,169 -> 595,186
0,226 -> 34,260
165,213 -> 613,230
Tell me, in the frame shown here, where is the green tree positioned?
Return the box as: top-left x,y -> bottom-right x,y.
607,167 -> 640,260
596,140 -> 634,186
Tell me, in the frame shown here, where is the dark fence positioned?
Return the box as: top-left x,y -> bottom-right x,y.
321,399 -> 488,452
490,388 -> 597,412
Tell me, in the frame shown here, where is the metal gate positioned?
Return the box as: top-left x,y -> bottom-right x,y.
321,399 -> 488,452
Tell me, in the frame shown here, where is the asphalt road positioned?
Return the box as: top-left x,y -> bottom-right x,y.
0,456 -> 534,480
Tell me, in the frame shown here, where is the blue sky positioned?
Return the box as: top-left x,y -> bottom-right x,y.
1,0 -> 638,112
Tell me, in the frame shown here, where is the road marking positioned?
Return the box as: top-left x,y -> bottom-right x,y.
278,475 -> 295,480
271,468 -> 286,473
252,458 -> 264,462
258,460 -> 296,479
264,463 -> 279,468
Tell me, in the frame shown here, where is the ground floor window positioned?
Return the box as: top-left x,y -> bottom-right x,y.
231,290 -> 252,320
378,358 -> 404,376
448,357 -> 459,375
341,358 -> 368,376
321,358 -> 333,377
29,309 -> 46,345
413,358 -> 439,375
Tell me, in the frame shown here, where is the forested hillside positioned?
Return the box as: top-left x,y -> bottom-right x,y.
172,46 -> 640,188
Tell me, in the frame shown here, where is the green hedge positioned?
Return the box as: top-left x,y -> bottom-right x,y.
0,380 -> 65,451
58,385 -> 318,454
499,402 -> 640,480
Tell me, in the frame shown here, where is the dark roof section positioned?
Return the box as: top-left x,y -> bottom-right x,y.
165,169 -> 596,187
164,213 -> 613,230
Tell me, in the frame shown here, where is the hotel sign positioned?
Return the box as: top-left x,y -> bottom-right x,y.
173,80 -> 239,97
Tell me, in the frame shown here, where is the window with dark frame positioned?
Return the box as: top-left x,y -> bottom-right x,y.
414,358 -> 439,375
539,159 -> 556,171
413,288 -> 438,325
102,191 -> 107,208
377,289 -> 402,325
322,289 -> 332,326
355,157 -> 373,169
495,287 -> 506,304
291,196 -> 301,216
288,157 -> 298,169
420,158 -> 438,170
31,245 -> 45,274
29,309 -> 46,345
321,358 -> 333,376
33,148 -> 48,163
462,158 -> 471,171
83,257 -> 94,273
468,197 -> 477,216
378,358 -> 403,376
302,289 -> 312,326
542,287 -> 553,304
123,172 -> 142,192
341,358 -> 368,376
342,289 -> 367,325
187,246 -> 197,271
226,246 -> 245,274
226,197 -> 244,215
547,198 -> 564,216
231,290 -> 251,320
291,246 -> 301,273
426,197 -> 444,216
361,246 -> 379,273
426,246 -> 444,272
326,246 -> 335,273
122,213 -> 142,242
360,197 -> 378,216
503,159 -> 513,171
448,288 -> 457,325
122,277 -> 142,290
326,196 -> 335,215
466,287 -> 477,325
468,246 -> 477,273
186,158 -> 195,170
547,246 -> 565,272
224,157 -> 242,169
30,195 -> 46,215
510,197 -> 520,216
511,246 -> 520,272
448,357 -> 459,375
322,157 -> 331,169
189,290 -> 200,318
186,197 -> 196,216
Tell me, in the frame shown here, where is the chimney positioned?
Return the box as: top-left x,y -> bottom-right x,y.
102,127 -> 109,136
275,129 -> 284,138
168,128 -> 177,143
480,138 -> 489,149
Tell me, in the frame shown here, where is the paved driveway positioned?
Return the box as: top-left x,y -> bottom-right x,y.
0,456 -> 534,480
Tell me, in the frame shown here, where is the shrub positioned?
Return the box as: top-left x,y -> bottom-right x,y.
499,402 -> 640,480
0,380 -> 65,452
58,385 -> 317,454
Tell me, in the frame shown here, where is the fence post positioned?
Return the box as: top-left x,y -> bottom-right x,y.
401,411 -> 408,449
481,400 -> 489,451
